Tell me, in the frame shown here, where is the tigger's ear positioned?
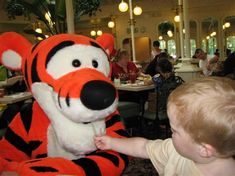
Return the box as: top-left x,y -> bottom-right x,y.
0,32 -> 32,71
96,33 -> 114,56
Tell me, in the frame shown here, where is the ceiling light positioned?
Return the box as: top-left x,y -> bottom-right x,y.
118,0 -> 128,12
108,21 -> 115,28
97,30 -> 103,36
133,6 -> 142,16
35,28 -> 42,33
90,30 -> 96,36
174,15 -> 180,22
224,22 -> 230,28
167,30 -> 173,37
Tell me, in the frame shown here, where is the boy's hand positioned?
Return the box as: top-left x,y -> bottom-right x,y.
94,135 -> 112,150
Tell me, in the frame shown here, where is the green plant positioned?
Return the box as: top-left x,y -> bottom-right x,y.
158,21 -> 174,35
5,0 -> 101,35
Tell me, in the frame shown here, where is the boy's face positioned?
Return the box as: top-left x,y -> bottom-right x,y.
168,105 -> 200,161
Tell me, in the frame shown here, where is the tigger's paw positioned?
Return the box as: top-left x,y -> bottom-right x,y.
32,83 -> 55,110
32,83 -> 53,96
32,83 -> 54,104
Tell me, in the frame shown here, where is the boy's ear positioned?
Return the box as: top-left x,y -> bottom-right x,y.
199,143 -> 216,158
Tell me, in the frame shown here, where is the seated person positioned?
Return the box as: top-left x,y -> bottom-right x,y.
151,40 -> 162,60
212,51 -> 235,79
144,52 -> 169,77
194,48 -> 219,76
145,58 -> 184,120
95,77 -> 235,176
111,49 -> 139,81
145,56 -> 183,86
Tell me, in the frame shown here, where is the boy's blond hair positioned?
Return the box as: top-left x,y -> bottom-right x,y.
168,77 -> 235,158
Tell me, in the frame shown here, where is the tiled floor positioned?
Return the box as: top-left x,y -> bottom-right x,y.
122,157 -> 159,176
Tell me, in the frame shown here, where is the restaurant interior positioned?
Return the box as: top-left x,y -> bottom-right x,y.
0,0 -> 234,175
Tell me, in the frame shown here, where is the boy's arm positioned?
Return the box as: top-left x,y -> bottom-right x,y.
95,136 -> 149,159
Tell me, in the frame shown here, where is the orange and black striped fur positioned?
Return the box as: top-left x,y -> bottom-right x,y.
0,32 -> 128,175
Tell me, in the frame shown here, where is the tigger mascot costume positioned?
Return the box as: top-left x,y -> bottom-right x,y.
0,32 -> 128,176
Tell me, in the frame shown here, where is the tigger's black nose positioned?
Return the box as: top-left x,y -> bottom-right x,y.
80,80 -> 116,110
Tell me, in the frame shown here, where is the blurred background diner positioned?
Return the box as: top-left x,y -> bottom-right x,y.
111,49 -> 140,82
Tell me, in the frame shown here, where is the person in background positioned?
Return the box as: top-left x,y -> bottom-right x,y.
145,52 -> 169,77
223,52 -> 235,79
194,48 -> 219,76
226,49 -> 232,58
111,49 -> 139,81
214,48 -> 220,58
151,40 -> 162,60
95,77 -> 235,176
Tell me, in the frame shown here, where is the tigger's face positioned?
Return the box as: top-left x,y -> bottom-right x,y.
0,33 -> 118,123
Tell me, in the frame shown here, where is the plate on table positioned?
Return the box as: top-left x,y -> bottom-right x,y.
130,81 -> 145,87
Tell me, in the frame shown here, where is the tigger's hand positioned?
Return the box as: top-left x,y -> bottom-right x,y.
31,82 -> 62,122
32,82 -> 53,101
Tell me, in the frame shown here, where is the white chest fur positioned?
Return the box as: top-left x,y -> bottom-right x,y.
47,120 -> 106,160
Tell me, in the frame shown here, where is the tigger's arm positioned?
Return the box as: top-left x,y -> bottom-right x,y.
16,113 -> 128,176
0,112 -> 31,173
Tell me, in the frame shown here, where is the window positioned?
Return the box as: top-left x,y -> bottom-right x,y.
226,36 -> 235,52
190,39 -> 196,57
167,40 -> 176,58
208,37 -> 217,55
201,39 -> 207,52
159,40 -> 166,49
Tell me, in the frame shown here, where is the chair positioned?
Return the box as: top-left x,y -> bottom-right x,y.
143,76 -> 184,138
118,101 -> 141,136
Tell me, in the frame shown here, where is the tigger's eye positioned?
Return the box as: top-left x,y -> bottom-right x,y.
92,60 -> 98,68
72,59 -> 81,67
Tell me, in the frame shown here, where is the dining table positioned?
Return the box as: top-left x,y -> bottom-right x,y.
0,92 -> 33,104
115,81 -> 155,92
115,81 -> 155,117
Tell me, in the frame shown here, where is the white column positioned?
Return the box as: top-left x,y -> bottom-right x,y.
217,19 -> 224,60
183,0 -> 190,58
196,20 -> 201,48
128,0 -> 136,62
65,0 -> 75,34
178,0 -> 184,58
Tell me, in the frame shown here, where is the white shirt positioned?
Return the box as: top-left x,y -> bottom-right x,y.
146,139 -> 203,176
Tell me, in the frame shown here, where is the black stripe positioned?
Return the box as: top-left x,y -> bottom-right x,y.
36,153 -> 47,158
31,42 -> 41,53
58,88 -> 62,108
90,41 -> 102,49
5,128 -> 31,157
30,166 -> 58,172
72,158 -> 101,176
91,152 -> 119,167
31,54 -> 41,83
25,159 -> 42,164
119,153 -> 129,169
46,41 -> 75,68
29,140 -> 42,151
105,115 -> 121,128
24,60 -> 30,88
20,102 -> 33,134
115,129 -> 129,137
4,158 -> 12,162
90,41 -> 107,55
65,93 -> 70,107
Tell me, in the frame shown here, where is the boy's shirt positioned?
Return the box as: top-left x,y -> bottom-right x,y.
146,138 -> 203,176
